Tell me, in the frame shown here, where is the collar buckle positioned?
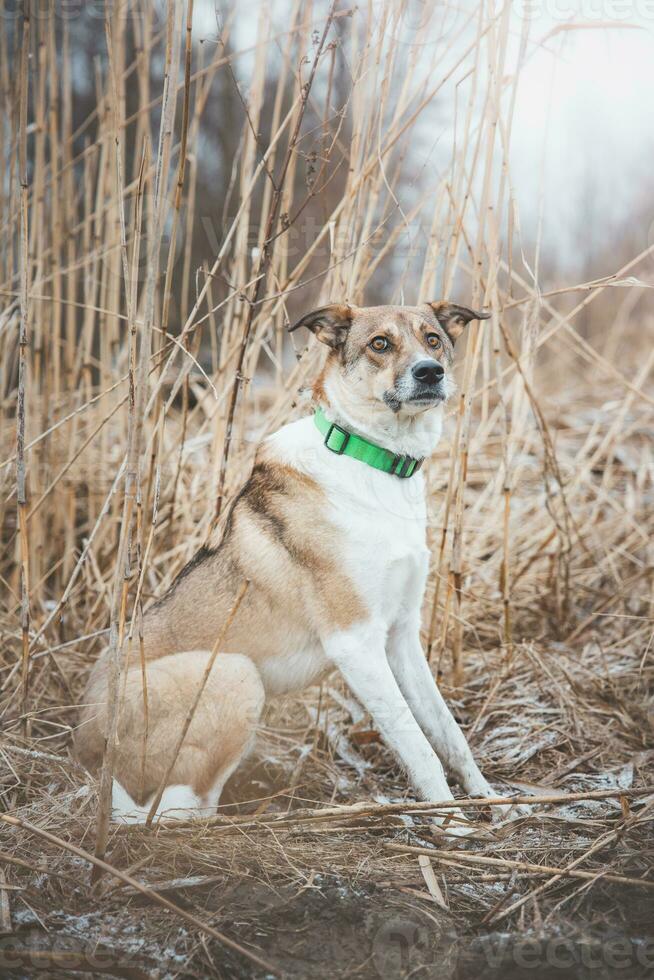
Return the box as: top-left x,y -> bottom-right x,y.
324,421 -> 351,455
392,454 -> 423,478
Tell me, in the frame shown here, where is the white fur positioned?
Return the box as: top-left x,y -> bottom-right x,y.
109,389 -> 501,826
111,765 -> 240,824
323,371 -> 445,459
264,409 -> 500,823
111,779 -> 209,824
257,644 -> 328,695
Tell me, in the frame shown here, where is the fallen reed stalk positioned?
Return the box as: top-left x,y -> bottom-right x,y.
0,812 -> 279,976
115,787 -> 654,834
385,844 -> 654,892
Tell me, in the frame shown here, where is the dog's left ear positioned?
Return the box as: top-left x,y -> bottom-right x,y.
288,304 -> 353,349
426,301 -> 491,344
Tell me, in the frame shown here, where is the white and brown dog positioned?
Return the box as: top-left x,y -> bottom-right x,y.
77,300 -> 502,827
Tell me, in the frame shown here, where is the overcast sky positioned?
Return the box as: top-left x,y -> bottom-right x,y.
510,3 -> 654,269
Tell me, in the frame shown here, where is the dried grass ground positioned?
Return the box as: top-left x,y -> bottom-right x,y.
0,642 -> 653,979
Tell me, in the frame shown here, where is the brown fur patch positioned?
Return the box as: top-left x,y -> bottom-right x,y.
76,651 -> 264,802
77,455 -> 367,790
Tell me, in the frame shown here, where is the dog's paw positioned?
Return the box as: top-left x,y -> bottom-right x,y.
490,798 -> 532,824
430,809 -> 479,840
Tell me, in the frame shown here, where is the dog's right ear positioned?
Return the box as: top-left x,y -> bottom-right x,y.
288,304 -> 353,349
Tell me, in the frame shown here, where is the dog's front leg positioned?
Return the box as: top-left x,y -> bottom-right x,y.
387,616 -> 495,801
323,624 -> 464,817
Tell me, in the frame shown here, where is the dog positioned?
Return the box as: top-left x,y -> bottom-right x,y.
76,300 -> 503,827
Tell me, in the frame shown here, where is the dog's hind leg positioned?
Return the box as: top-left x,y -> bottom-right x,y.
77,651 -> 265,823
111,779 -> 211,824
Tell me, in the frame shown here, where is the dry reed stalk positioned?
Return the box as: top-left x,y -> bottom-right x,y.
213,3 -> 336,521
385,843 -> 654,892
93,0 -> 183,872
159,0 -> 194,533
15,9 -> 31,736
144,579 -> 249,825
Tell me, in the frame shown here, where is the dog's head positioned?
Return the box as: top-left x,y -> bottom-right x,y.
290,301 -> 490,417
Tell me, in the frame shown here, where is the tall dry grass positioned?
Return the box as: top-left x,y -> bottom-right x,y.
0,1 -> 653,971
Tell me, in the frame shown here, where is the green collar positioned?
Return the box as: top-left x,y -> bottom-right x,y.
314,406 -> 424,479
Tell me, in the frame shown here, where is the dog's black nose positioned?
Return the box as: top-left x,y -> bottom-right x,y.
412,360 -> 444,385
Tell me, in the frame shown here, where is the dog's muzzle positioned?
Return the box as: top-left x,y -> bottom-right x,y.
406,359 -> 446,403
383,359 -> 448,412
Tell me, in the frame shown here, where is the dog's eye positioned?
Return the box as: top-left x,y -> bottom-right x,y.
426,333 -> 442,349
370,336 -> 390,352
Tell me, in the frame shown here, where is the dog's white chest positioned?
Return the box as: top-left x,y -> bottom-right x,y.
269,416 -> 430,627
334,490 -> 429,624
